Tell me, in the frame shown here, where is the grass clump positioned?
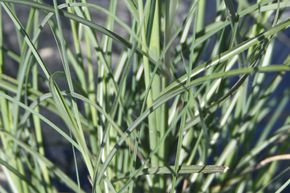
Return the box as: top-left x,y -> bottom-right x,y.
0,0 -> 290,192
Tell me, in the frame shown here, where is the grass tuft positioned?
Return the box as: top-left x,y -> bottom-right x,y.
0,0 -> 289,192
